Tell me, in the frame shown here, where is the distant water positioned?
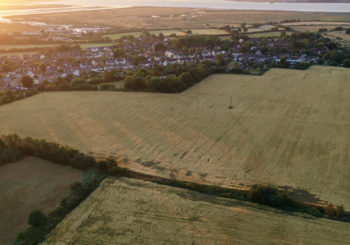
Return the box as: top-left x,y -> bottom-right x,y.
51,0 -> 350,12
0,0 -> 349,23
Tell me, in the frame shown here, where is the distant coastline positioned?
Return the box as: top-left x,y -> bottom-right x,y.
226,0 -> 350,2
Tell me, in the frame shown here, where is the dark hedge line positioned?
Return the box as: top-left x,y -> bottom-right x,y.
0,134 -> 346,244
15,169 -> 106,245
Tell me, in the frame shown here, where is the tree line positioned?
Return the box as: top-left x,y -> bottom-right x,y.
0,134 -> 346,244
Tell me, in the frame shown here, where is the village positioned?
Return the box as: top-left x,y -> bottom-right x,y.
0,30 -> 335,92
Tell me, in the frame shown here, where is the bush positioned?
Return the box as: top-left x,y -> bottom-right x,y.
325,203 -> 337,217
15,227 -> 47,245
248,184 -> 297,210
336,205 -> 345,218
28,210 -> 47,227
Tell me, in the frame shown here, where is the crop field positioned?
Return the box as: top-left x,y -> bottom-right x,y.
0,157 -> 83,245
0,43 -> 58,51
282,21 -> 350,26
8,7 -> 350,30
43,177 -> 350,245
104,30 -> 186,40
0,42 -> 114,52
0,66 -> 350,209
324,31 -> 350,44
247,31 -> 292,38
104,32 -> 142,40
189,28 -> 229,35
150,29 -> 187,36
323,31 -> 350,48
292,25 -> 350,32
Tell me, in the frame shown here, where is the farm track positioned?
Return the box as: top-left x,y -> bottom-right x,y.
0,66 -> 350,209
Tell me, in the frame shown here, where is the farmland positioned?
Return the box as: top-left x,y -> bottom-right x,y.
7,7 -> 350,30
188,28 -> 229,35
0,157 -> 83,245
104,30 -> 187,40
0,66 -> 349,210
43,177 -> 350,245
0,42 -> 114,52
323,31 -> 350,48
247,31 -> 292,38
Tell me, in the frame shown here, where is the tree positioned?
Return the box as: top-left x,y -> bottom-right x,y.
28,210 -> 47,227
280,57 -> 290,68
336,205 -> 344,218
215,54 -> 225,66
325,203 -> 337,217
21,75 -> 34,88
343,58 -> 350,68
154,42 -> 166,54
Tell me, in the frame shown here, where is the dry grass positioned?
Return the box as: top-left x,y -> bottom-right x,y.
0,66 -> 350,209
7,7 -> 350,30
43,177 -> 350,245
0,157 -> 83,245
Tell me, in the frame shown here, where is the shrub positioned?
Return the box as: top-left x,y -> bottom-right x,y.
248,184 -> 297,210
336,205 -> 345,218
28,210 -> 48,227
325,203 -> 337,217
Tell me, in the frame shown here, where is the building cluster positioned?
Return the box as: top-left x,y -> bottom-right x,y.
0,35 -> 323,92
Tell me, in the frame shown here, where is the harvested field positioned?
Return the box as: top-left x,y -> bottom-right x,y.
43,177 -> 350,245
0,157 -> 83,245
0,66 -> 350,209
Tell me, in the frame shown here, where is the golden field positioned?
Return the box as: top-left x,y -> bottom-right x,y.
7,7 -> 350,30
0,66 -> 350,209
43,177 -> 350,245
0,157 -> 82,245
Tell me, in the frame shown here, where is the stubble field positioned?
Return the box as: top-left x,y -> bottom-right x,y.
43,177 -> 350,245
0,157 -> 83,245
0,66 -> 349,209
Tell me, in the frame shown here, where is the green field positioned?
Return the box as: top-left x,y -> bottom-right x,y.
0,42 -> 114,53
0,157 -> 83,245
188,28 -> 229,35
43,177 -> 350,245
0,66 -> 349,210
104,32 -> 142,40
247,31 -> 292,38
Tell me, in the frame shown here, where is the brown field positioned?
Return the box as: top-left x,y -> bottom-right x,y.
43,177 -> 350,245
0,66 -> 350,209
0,157 -> 83,245
7,7 -> 350,30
